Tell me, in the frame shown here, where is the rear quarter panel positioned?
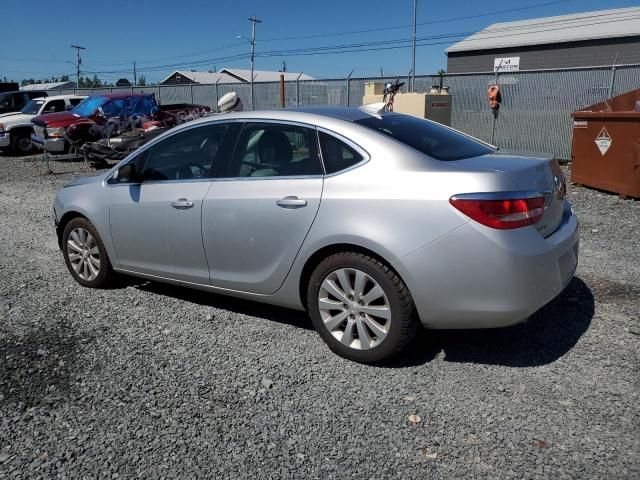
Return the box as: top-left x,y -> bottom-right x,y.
275,132 -> 520,308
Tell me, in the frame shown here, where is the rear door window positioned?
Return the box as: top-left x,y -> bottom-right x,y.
102,99 -> 125,117
43,99 -> 66,113
355,114 -> 494,160
227,122 -> 322,178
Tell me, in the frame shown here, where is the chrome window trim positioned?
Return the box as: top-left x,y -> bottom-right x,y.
107,177 -> 215,187
212,174 -> 324,182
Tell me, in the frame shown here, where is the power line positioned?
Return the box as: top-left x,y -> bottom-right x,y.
259,0 -> 576,42
41,8 -> 640,78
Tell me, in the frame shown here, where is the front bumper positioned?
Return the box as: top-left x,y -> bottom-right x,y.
400,201 -> 579,329
31,133 -> 66,153
0,132 -> 9,148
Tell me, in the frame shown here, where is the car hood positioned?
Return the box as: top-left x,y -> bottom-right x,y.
64,174 -> 104,188
32,111 -> 85,128
0,112 -> 34,125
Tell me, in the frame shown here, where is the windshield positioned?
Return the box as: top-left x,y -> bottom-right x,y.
21,99 -> 45,115
355,114 -> 494,161
72,96 -> 107,117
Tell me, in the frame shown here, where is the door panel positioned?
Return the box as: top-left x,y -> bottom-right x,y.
109,181 -> 212,283
202,178 -> 322,294
108,122 -> 234,283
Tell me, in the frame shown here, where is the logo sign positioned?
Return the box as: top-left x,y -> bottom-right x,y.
494,57 -> 520,72
595,128 -> 612,155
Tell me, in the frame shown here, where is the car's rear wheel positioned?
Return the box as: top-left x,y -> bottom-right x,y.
307,252 -> 417,363
62,217 -> 114,288
11,131 -> 34,155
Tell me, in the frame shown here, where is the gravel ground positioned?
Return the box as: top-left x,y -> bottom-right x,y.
0,154 -> 638,479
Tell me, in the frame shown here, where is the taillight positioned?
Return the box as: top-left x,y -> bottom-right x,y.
449,195 -> 545,229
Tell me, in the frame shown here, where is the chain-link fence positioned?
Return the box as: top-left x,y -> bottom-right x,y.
54,63 -> 640,160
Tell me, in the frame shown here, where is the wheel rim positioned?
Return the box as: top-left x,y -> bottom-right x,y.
67,227 -> 100,281
17,137 -> 33,153
318,268 -> 391,350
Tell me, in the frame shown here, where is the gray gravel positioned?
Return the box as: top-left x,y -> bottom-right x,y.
1,154 -> 638,479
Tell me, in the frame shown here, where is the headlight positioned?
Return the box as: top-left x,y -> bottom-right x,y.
46,127 -> 66,138
0,122 -> 4,133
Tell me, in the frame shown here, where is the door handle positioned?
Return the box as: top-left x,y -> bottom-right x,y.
276,196 -> 307,208
171,198 -> 194,209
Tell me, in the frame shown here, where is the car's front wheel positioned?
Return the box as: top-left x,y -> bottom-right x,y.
11,131 -> 35,155
62,217 -> 114,288
307,252 -> 417,363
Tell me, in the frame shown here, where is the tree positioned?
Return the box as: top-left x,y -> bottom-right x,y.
436,69 -> 446,89
137,74 -> 147,86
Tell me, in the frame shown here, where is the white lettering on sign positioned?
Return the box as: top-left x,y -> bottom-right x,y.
595,127 -> 612,155
494,57 -> 520,72
573,120 -> 587,128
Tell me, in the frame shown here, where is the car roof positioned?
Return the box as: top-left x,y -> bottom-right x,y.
1,90 -> 45,95
33,95 -> 86,101
193,107 -> 378,126
98,92 -> 152,100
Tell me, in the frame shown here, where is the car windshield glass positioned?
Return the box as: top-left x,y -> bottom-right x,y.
21,99 -> 45,115
355,114 -> 494,161
72,96 -> 107,117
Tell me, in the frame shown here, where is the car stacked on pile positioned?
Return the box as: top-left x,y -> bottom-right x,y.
0,87 -> 210,159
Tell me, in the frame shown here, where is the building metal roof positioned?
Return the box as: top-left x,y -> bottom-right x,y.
161,68 -> 314,85
446,6 -> 640,53
20,81 -> 77,91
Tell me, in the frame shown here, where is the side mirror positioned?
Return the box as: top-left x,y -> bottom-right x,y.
111,163 -> 138,183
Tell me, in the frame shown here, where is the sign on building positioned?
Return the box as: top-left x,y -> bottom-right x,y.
494,57 -> 520,72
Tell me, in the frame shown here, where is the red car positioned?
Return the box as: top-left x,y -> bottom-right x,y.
31,92 -> 208,153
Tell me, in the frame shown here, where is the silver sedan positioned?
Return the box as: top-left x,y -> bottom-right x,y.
54,108 -> 579,363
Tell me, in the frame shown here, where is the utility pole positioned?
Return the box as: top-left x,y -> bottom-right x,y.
248,15 -> 262,110
71,45 -> 86,88
411,0 -> 417,92
133,61 -> 137,86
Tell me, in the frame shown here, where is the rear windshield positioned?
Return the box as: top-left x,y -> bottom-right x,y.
355,114 -> 494,160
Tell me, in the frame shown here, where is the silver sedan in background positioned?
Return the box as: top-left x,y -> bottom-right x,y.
53,108 -> 578,363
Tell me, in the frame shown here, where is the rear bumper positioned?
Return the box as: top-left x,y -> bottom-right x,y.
400,201 -> 579,329
31,133 -> 66,153
0,132 -> 9,148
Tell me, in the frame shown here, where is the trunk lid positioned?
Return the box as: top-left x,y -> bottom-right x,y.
453,151 -> 566,237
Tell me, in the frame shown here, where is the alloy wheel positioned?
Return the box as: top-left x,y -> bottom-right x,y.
67,227 -> 101,281
318,268 -> 391,350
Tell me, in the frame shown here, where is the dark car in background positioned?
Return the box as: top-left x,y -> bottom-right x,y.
0,90 -> 48,115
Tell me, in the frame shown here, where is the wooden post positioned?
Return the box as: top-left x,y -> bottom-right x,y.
279,74 -> 285,108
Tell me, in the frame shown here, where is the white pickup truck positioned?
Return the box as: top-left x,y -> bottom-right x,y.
0,95 -> 85,155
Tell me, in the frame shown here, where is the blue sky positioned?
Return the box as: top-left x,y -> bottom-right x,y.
1,0 -> 638,83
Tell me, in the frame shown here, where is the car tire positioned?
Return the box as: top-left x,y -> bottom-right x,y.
307,252 -> 417,363
62,217 -> 114,288
10,131 -> 34,155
